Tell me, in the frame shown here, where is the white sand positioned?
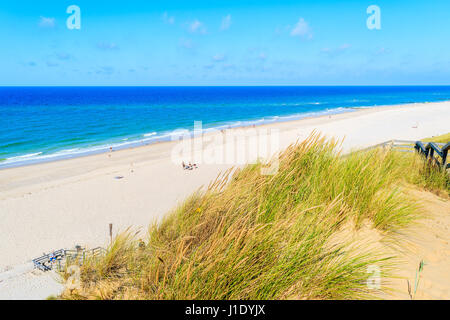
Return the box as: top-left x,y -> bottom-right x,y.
329,188 -> 450,300
387,189 -> 450,300
0,263 -> 63,300
0,101 -> 449,299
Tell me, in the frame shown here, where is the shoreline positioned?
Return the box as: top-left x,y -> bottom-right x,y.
0,104 -> 356,169
1,101 -> 449,196
0,100 -> 449,298
1,100 -> 448,170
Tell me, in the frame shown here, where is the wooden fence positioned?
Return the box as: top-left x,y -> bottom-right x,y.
415,141 -> 449,169
363,139 -> 449,169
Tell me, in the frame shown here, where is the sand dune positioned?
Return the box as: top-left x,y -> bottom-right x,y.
331,188 -> 450,300
386,189 -> 450,300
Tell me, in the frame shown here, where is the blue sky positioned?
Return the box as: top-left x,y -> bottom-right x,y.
0,0 -> 449,85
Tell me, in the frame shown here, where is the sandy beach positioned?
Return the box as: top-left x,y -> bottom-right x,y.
0,101 -> 449,298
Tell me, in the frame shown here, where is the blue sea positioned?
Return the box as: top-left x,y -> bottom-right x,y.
1,86 -> 450,168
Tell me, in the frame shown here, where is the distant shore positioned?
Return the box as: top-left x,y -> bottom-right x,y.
0,100 -> 449,299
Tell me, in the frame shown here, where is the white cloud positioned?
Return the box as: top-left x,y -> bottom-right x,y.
56,52 -> 72,60
213,54 -> 226,62
375,47 -> 390,55
162,12 -> 175,24
46,61 -> 58,67
220,14 -> 232,31
180,38 -> 194,49
320,44 -> 351,56
96,66 -> 115,75
39,16 -> 55,28
290,18 -> 312,40
223,63 -> 236,70
189,19 -> 206,34
97,41 -> 119,50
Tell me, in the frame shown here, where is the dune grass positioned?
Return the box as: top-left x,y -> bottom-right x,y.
415,132 -> 450,197
60,134 -> 448,300
400,153 -> 449,198
422,132 -> 450,144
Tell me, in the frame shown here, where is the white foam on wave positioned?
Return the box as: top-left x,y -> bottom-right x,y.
5,152 -> 42,161
0,106 -> 356,168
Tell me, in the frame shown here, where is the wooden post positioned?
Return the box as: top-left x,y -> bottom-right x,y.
428,148 -> 434,164
442,149 -> 448,168
109,223 -> 113,245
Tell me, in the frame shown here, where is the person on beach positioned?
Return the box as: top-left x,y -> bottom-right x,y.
182,161 -> 193,170
182,161 -> 198,170
189,162 -> 198,169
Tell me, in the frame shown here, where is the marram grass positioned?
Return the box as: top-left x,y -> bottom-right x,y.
422,132 -> 450,144
60,134 -> 448,300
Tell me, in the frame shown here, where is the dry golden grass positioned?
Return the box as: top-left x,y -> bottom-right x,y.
422,132 -> 450,144
60,133 -> 449,300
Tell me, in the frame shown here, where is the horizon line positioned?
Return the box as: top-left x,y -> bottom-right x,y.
1,84 -> 450,88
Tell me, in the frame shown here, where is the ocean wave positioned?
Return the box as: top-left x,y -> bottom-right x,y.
6,152 -> 42,161
346,99 -> 370,103
350,106 -> 375,109
265,101 -> 327,107
0,106 -> 355,168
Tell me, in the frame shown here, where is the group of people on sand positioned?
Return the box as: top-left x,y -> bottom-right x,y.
182,161 -> 198,170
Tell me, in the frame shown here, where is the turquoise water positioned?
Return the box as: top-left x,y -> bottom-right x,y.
1,86 -> 450,168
